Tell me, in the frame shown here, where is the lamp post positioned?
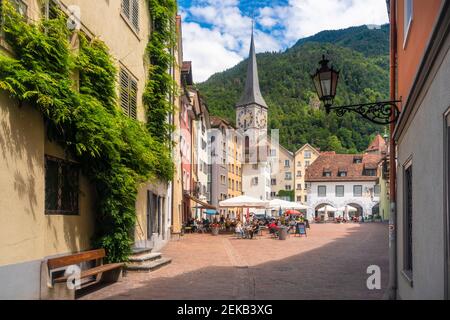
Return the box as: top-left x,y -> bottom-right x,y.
311,55 -> 401,125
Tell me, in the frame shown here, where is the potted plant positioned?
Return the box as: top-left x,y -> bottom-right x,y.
211,223 -> 220,236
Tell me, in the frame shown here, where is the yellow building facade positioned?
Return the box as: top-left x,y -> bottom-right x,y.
294,144 -> 320,203
0,0 -> 178,299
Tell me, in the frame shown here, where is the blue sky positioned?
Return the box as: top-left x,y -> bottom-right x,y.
178,0 -> 389,82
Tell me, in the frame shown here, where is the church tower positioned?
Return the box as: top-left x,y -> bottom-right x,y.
236,31 -> 268,134
236,30 -> 271,203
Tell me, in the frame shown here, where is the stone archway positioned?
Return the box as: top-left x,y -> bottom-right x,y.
311,201 -> 339,221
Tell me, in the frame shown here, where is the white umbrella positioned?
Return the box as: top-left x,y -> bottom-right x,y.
337,205 -> 357,220
318,205 -> 337,212
337,205 -> 358,212
219,195 -> 269,208
290,202 -> 310,210
269,199 -> 297,209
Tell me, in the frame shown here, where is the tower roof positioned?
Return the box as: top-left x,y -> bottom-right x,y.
236,32 -> 268,109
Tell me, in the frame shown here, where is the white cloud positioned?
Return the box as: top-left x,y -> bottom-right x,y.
180,0 -> 389,82
181,22 -> 243,82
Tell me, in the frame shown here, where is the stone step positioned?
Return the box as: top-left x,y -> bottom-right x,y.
126,257 -> 172,273
128,253 -> 162,266
131,247 -> 153,256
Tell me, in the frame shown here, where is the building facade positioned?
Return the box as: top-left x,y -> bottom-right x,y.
294,144 -> 320,204
227,126 -> 243,218
269,143 -> 294,200
209,117 -> 230,217
0,0 -> 176,299
305,151 -> 382,221
389,0 -> 450,299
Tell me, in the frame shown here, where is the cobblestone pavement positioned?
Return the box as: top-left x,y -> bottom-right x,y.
80,223 -> 389,300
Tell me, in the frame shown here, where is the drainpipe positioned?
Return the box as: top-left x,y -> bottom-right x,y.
385,0 -> 398,300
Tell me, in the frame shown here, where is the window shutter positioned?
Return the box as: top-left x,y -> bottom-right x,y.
130,78 -> 138,119
120,69 -> 130,117
131,0 -> 139,31
122,0 -> 130,19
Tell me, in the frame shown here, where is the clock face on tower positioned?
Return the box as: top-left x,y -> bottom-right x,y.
256,110 -> 267,128
238,110 -> 254,130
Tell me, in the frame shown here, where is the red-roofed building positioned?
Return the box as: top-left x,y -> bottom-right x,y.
305,138 -> 383,221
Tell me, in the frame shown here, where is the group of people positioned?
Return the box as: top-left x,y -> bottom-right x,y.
184,213 -> 310,238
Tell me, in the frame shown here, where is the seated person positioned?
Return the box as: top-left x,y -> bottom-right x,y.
235,222 -> 244,238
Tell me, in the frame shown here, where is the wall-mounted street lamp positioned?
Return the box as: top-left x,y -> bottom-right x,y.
311,55 -> 401,125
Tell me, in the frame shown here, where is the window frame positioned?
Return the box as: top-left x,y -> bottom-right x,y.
445,110 -> 450,298
121,0 -> 140,38
119,67 -> 138,120
318,185 -> 327,198
402,158 -> 414,285
45,155 -> 80,216
353,185 -> 363,197
403,0 -> 414,49
336,185 -> 345,197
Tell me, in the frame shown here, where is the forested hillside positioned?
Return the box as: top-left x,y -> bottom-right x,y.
198,24 -> 390,153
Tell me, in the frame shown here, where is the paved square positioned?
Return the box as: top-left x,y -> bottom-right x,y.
80,223 -> 389,300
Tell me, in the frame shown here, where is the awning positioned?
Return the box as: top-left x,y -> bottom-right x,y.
184,193 -> 216,210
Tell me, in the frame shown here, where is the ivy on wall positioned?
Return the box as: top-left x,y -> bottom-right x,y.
0,1 -> 175,262
145,0 -> 177,142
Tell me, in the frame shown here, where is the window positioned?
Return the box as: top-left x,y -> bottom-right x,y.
305,161 -> 310,167
252,177 -> 259,186
404,0 -> 413,47
297,171 -> 302,177
336,185 -> 344,197
119,68 -> 137,119
271,192 -> 277,198
245,136 -> 250,163
353,156 -> 363,164
297,184 -> 302,190
374,185 -> 381,196
285,172 -> 292,180
338,170 -> 347,177
353,185 -> 363,197
284,160 -> 290,167
304,151 -> 312,159
45,156 -> 79,215
252,164 -> 259,170
364,168 -> 377,176
304,195 -> 308,203
323,170 -> 332,177
318,186 -> 327,197
121,0 -> 140,33
285,185 -> 292,191
297,162 -> 302,167
297,196 -> 302,202
403,162 -> 413,278
270,149 -> 276,156
41,0 -> 58,20
271,179 -> 277,186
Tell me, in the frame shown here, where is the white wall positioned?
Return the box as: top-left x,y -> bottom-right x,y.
307,181 -> 379,219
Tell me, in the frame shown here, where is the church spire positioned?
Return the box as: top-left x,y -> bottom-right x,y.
236,28 -> 268,109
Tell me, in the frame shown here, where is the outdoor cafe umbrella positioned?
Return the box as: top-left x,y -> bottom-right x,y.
285,209 -> 302,215
219,195 -> 269,208
318,205 -> 337,220
219,195 -> 268,222
337,205 -> 357,219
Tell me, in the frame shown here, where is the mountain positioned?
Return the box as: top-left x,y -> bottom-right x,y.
197,24 -> 390,153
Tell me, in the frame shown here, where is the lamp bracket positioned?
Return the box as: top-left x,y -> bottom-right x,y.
327,100 -> 401,125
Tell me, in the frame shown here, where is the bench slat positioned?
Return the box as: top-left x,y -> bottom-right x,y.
47,249 -> 106,269
54,263 -> 124,283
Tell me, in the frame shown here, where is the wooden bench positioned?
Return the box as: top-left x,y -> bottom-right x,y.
40,249 -> 124,300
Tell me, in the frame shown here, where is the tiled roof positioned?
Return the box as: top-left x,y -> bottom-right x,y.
366,134 -> 387,153
305,152 -> 381,182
